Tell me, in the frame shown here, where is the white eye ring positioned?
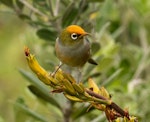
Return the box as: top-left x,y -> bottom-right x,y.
71,33 -> 78,40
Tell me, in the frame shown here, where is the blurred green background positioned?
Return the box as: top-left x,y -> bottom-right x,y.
0,5 -> 27,122
0,0 -> 150,122
0,3 -> 46,122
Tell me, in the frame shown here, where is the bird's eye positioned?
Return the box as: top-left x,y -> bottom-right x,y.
71,33 -> 78,40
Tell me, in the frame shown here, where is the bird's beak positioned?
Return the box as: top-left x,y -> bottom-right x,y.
80,32 -> 90,38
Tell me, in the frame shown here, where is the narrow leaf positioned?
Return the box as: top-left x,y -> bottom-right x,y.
16,0 -> 24,10
19,69 -> 61,110
19,14 -> 31,21
102,68 -> 123,86
36,28 -> 57,41
0,0 -> 13,8
28,85 -> 57,104
91,42 -> 101,54
72,105 -> 94,120
62,2 -> 78,27
14,97 -> 48,122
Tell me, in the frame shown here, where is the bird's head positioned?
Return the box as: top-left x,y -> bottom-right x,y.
59,25 -> 89,46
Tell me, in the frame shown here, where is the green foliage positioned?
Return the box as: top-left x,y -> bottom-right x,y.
19,69 -> 61,110
36,28 -> 57,42
14,97 -> 48,122
1,0 -> 150,121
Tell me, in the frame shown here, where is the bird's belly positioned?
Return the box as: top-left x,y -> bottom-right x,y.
56,43 -> 90,67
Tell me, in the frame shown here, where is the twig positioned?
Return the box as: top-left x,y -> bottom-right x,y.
19,0 -> 47,17
48,0 -> 54,17
63,101 -> 73,122
85,89 -> 129,119
109,102 -> 129,119
132,26 -> 150,79
73,0 -> 86,23
86,89 -> 107,100
54,0 -> 60,16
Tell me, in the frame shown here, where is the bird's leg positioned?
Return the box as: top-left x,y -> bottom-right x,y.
51,62 -> 63,77
77,68 -> 82,83
73,68 -> 82,83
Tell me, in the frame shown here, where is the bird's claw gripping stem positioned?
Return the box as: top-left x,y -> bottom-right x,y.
51,62 -> 63,77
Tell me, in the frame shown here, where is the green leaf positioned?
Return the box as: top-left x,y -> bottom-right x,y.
28,85 -> 57,104
79,0 -> 89,13
19,69 -> 62,110
102,68 -> 123,86
16,0 -> 24,10
0,0 -> 13,8
14,97 -> 48,122
62,2 -> 78,27
18,14 -> 31,21
91,42 -> 101,54
72,104 -> 94,120
29,21 -> 50,28
96,56 -> 113,72
36,28 -> 57,42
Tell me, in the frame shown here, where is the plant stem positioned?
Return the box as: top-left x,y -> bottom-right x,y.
63,100 -> 73,122
54,0 -> 60,16
19,0 -> 47,17
132,26 -> 149,79
48,0 -> 54,17
85,89 -> 129,119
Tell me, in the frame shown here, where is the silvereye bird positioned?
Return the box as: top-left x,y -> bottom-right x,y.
52,25 -> 97,82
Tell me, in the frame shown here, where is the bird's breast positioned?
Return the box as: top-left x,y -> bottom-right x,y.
55,38 -> 90,67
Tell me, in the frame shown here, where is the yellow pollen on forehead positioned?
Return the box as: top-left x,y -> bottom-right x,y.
66,25 -> 86,34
